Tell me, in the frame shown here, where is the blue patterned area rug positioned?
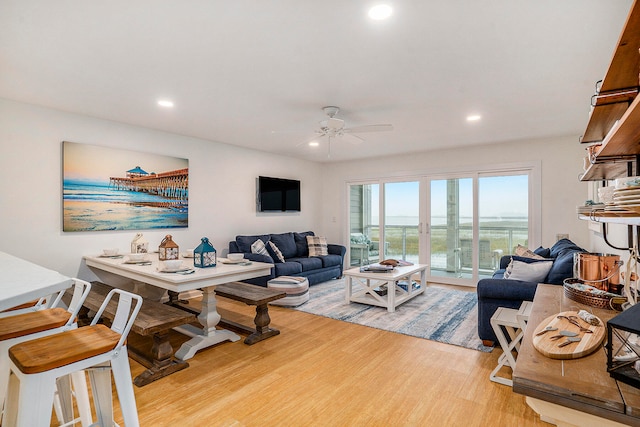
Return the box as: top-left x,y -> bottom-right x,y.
293,278 -> 493,352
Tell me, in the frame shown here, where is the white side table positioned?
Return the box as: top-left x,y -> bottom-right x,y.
490,301 -> 533,386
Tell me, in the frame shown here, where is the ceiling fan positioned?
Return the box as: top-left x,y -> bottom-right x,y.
301,106 -> 393,157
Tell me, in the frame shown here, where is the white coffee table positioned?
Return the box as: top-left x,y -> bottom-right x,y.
344,264 -> 428,312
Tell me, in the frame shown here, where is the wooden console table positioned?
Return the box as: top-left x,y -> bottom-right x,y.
513,284 -> 640,426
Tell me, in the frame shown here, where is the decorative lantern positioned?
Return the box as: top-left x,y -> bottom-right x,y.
158,235 -> 179,261
131,233 -> 149,254
606,303 -> 640,388
194,237 -> 217,268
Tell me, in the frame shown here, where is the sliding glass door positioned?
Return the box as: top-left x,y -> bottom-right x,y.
348,183 -> 380,266
426,172 -> 532,285
348,167 -> 536,286
384,181 -> 420,264
428,177 -> 473,280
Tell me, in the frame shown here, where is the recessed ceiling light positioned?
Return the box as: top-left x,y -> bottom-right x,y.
369,4 -> 392,20
157,99 -> 174,108
466,114 -> 481,122
309,141 -> 320,147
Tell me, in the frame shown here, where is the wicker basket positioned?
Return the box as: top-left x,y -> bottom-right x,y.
563,278 -> 626,311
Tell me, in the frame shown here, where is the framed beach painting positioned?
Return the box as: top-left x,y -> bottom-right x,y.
63,141 -> 188,232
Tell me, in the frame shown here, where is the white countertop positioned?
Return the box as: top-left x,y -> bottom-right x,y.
0,251 -> 72,312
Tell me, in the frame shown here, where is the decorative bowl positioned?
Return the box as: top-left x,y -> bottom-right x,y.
162,260 -> 183,270
128,253 -> 146,262
227,253 -> 244,262
103,248 -> 119,256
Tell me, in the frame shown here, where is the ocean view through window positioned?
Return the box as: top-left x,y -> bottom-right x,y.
348,169 -> 533,285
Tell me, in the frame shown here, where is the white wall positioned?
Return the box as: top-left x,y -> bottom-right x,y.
320,135 -> 591,252
0,98 -> 323,279
0,97 -> 595,283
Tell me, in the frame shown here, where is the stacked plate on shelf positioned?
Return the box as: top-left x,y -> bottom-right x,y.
611,177 -> 640,214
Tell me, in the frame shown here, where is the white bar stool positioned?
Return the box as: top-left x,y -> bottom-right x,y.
0,279 -> 92,426
489,301 -> 532,387
3,288 -> 142,427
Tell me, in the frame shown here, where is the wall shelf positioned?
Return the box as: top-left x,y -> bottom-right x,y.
581,2 -> 640,144
579,214 -> 640,226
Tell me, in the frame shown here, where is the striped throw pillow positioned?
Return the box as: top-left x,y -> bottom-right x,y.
306,235 -> 328,257
268,241 -> 286,263
251,239 -> 270,257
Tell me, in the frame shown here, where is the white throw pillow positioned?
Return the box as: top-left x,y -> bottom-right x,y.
251,239 -> 270,257
504,259 -> 553,282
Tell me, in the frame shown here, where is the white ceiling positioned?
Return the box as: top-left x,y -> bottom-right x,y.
0,1 -> 633,162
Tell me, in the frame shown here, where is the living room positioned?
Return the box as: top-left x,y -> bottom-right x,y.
0,1 -> 636,425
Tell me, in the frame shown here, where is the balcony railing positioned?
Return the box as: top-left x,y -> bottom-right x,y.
358,223 -> 528,272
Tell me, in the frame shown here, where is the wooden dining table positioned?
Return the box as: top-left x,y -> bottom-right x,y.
0,251 -> 72,312
84,254 -> 273,360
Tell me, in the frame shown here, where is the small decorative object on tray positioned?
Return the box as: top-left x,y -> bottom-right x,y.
194,237 -> 217,268
606,303 -> 640,388
379,259 -> 414,267
563,278 -> 626,311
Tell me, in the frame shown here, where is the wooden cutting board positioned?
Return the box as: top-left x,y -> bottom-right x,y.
532,311 -> 605,360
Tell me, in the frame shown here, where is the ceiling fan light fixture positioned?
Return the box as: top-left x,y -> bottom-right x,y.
327,117 -> 344,130
369,4 -> 393,20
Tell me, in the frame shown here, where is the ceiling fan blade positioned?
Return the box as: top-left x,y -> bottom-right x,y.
344,124 -> 394,133
342,133 -> 364,144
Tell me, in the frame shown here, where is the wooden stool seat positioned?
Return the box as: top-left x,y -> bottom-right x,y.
0,308 -> 71,341
9,324 -> 120,374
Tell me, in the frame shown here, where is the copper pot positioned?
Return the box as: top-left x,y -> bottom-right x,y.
573,253 -> 623,293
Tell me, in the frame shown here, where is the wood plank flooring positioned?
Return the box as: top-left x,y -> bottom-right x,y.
61,291 -> 549,426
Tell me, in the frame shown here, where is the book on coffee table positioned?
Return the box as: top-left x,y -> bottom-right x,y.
360,264 -> 394,273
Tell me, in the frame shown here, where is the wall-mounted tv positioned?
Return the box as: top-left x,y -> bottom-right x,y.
257,176 -> 301,212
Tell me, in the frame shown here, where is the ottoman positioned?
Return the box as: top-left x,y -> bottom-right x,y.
267,276 -> 309,307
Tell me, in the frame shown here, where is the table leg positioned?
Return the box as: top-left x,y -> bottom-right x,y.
387,278 -> 397,312
244,304 -> 280,345
345,276 -> 353,303
173,286 -> 240,360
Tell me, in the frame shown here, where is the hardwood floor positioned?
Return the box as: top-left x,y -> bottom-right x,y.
82,292 -> 550,427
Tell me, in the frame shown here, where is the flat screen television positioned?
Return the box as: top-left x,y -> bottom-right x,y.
257,176 -> 301,212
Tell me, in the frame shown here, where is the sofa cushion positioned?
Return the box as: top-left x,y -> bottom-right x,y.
547,249 -> 582,285
287,256 -> 323,271
534,246 -> 551,258
294,231 -> 314,257
549,238 -> 584,258
236,234 -> 271,253
274,261 -> 303,276
270,232 -> 297,259
268,241 -> 286,263
307,236 -> 329,256
315,254 -> 343,268
504,258 -> 553,282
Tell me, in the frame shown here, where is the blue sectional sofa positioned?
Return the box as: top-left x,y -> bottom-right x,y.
476,239 -> 586,345
228,231 -> 346,287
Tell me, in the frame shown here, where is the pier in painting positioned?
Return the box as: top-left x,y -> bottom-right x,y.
109,167 -> 188,202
